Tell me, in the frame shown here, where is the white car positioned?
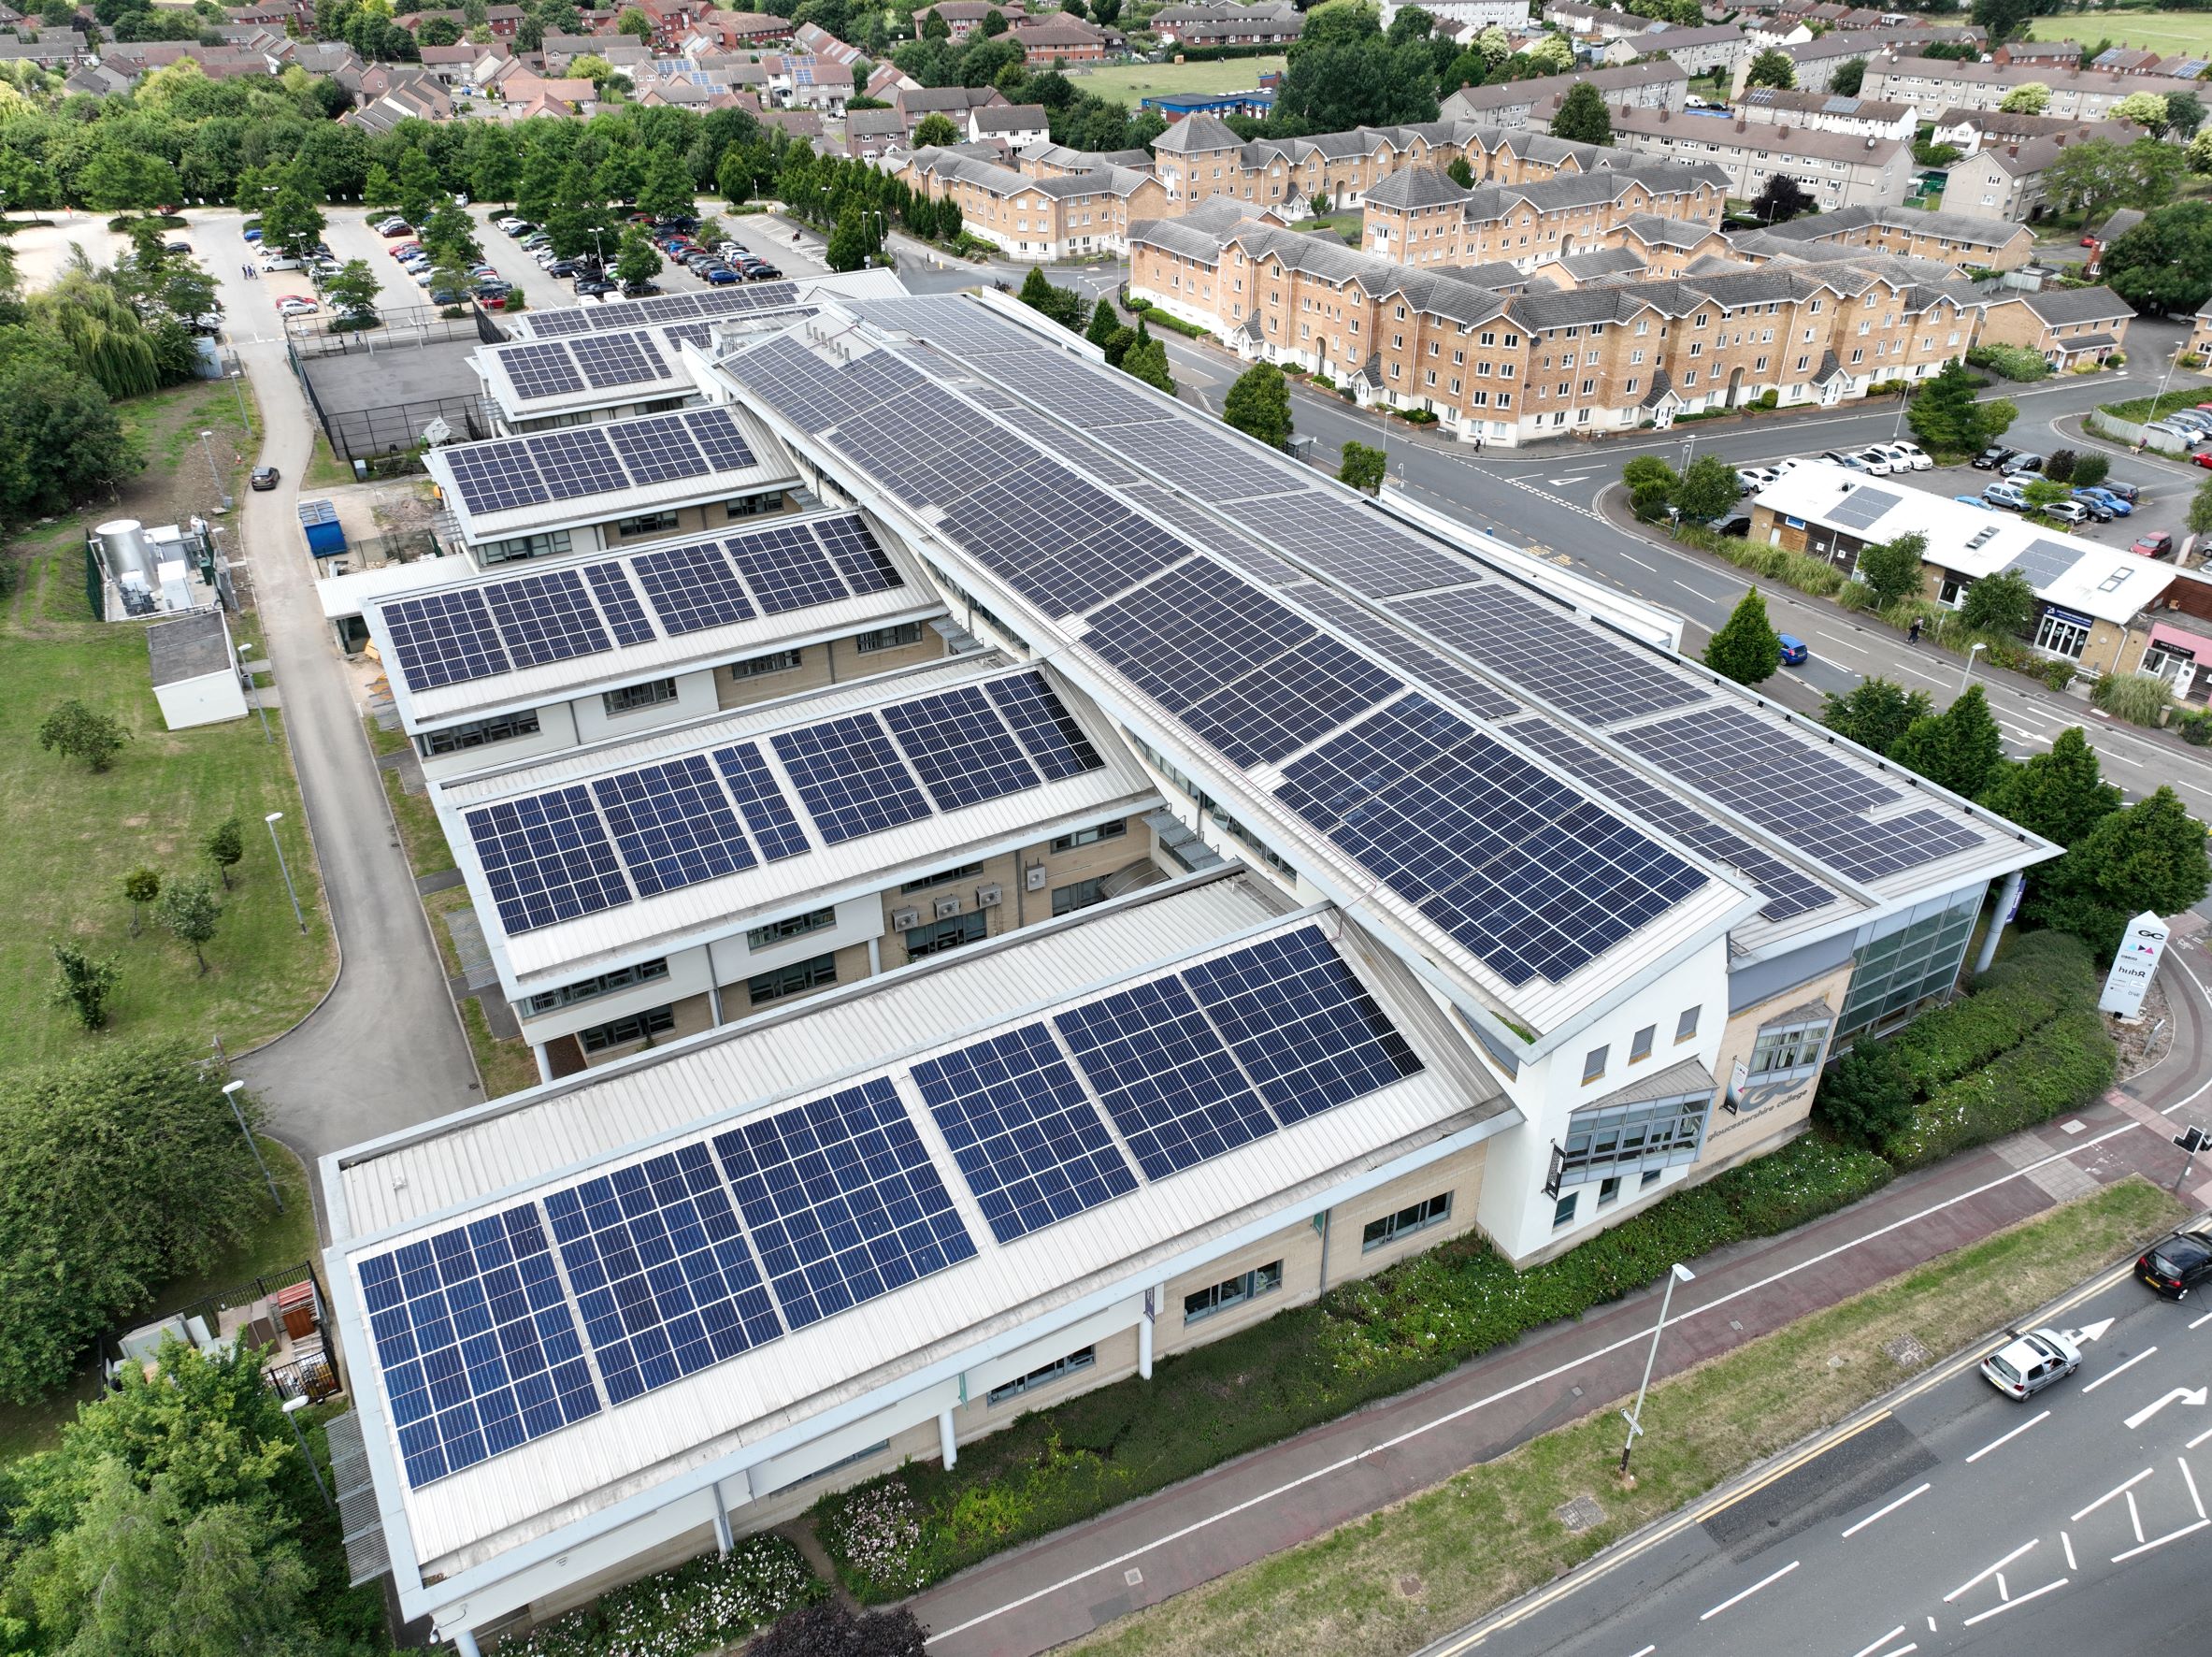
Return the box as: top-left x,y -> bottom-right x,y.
275,296 -> 318,316
259,253 -> 304,273
1736,466 -> 1774,493
1887,441 -> 1934,470
1852,447 -> 1897,475
1979,1326 -> 2081,1401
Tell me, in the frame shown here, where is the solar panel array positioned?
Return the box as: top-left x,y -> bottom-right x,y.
487,326 -> 675,406
1829,485 -> 1901,532
441,407 -> 760,516
522,281 -> 804,339
466,785 -> 634,935
2005,536 -> 2079,590
592,755 -> 759,897
382,589 -> 510,690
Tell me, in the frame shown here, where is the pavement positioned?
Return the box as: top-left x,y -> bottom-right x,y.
908,923 -> 2212,1655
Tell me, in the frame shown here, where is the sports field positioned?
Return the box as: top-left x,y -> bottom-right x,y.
2031,11 -> 2212,57
1070,55 -> 1287,107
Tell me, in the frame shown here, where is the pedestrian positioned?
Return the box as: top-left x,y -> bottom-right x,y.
1908,618 -> 1922,644
1473,434 -> 1485,455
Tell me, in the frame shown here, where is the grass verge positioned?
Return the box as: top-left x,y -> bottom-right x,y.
461,995 -> 539,1099
1066,1176 -> 2183,1657
2099,387 -> 2210,425
2033,10 -> 2212,56
300,433 -> 356,492
366,713 -> 455,877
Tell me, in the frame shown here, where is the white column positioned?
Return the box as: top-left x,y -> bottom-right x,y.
711,1480 -> 734,1556
867,934 -> 883,975
1975,871 -> 2024,974
447,1630 -> 481,1657
531,1044 -> 551,1087
706,974 -> 725,1029
1138,1284 -> 1160,1379
938,1407 -> 957,1469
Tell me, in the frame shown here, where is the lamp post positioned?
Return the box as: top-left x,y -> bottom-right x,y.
229,367 -> 250,432
1620,1261 -> 1694,1477
197,428 -> 224,506
282,1395 -> 335,1511
2155,340 -> 2186,423
222,1079 -> 284,1212
1961,639 -> 1987,694
237,641 -> 272,743
265,811 -> 305,933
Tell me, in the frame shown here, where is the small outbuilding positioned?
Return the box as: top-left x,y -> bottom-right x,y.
147,608 -> 248,730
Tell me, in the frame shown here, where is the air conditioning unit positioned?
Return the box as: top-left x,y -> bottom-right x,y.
976,884 -> 1003,908
891,906 -> 920,930
934,896 -> 962,919
1026,863 -> 1049,891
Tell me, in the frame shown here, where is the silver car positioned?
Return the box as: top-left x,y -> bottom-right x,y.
1980,1327 -> 2081,1401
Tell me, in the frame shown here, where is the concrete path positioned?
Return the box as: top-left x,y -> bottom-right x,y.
907,932 -> 2212,1656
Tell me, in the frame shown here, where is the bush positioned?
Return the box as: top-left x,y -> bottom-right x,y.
2090,671 -> 2173,726
1881,1007 -> 2116,1169
1966,343 -> 2052,382
496,1537 -> 820,1657
2072,452 -> 2110,489
1814,1040 -> 1915,1146
1885,930 -> 2096,1094
2178,707 -> 2212,746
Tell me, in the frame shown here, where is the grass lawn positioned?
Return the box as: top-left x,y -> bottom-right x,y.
301,432 -> 356,492
1298,212 -> 1362,242
1072,55 -> 1286,107
461,995 -> 539,1099
2032,10 -> 2212,56
2101,386 -> 2212,423
0,518 -> 335,1069
1070,1176 -> 2183,1657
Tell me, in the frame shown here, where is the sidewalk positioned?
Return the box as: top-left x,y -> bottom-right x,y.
908,933 -> 2212,1655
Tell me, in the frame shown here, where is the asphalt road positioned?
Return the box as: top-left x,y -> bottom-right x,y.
1466,1264 -> 2212,1657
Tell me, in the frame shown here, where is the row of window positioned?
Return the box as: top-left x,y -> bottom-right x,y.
1583,1004 -> 1700,1086
1555,1168 -> 1663,1230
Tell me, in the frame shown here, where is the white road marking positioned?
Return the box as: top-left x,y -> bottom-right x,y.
1615,549 -> 1656,572
2062,1530 -> 2077,1571
2112,1517 -> 2212,1563
1965,1411 -> 2048,1464
2182,1456 -> 2205,1520
1848,1625 -> 1907,1657
2072,1468 -> 2154,1522
1624,1647 -> 1656,1657
2071,1318 -> 2116,1345
1960,1577 -> 2069,1627
2081,1346 -> 2158,1393
1698,1559 -> 1798,1621
1944,1538 -> 2038,1602
2187,1309 -> 2212,1329
2121,1384 -> 2205,1428
1869,1646 -> 1918,1657
2190,1424 -> 2212,1451
1843,1482 -> 1932,1536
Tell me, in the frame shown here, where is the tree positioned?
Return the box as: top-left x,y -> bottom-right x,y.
617,3 -> 653,40
1101,324 -> 1136,367
1814,1038 -> 1915,1147
1959,566 -> 2035,636
614,225 -> 663,289
1551,80 -> 1613,146
1525,33 -> 1572,73
49,942 -> 120,1031
362,160 -> 398,210
121,867 -> 160,937
76,149 -> 180,216
1446,155 -> 1475,187
913,111 -> 960,148
202,814 -> 243,891
1889,684 -> 2004,799
826,206 -> 870,273
417,13 -> 462,43
980,6 -> 1006,34
1750,173 -> 1815,225
258,184 -> 325,261
1999,80 -> 2051,115
750,1602 -> 926,1657
470,123 -> 522,206
2072,452 -> 2110,490
1821,677 -> 1932,756
1745,48 -> 1796,90
323,258 -> 379,325
2190,474 -> 2212,539
1339,439 -> 1386,495
1123,335 -> 1175,396
1907,358 -> 2012,455
1854,530 -> 1927,606
2104,200 -> 2212,314
397,146 -> 443,228
1981,727 -> 2119,847
1704,586 -> 1781,685
2043,448 -> 2076,483
1017,266 -> 1083,330
37,699 -> 128,772
1621,455 -> 1677,493
1672,454 -> 1738,523
2025,785 -> 2211,959
1223,362 -> 1293,449
156,875 -> 220,974
1830,56 -> 1866,97
1084,296 -> 1120,352
638,146 -> 696,223
2112,90 -> 2175,137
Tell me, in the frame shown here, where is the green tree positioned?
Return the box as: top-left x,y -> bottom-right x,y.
1854,530 -> 1927,605
1703,586 -> 1782,685
1084,295 -> 1119,351
2111,89 -> 2174,136
362,160 -> 397,210
638,146 -> 696,222
1831,55 -> 1866,97
2072,451 -> 2110,489
826,206 -> 870,272
155,875 -> 220,974
617,3 -> 653,40
1974,0 -> 2037,42
1223,361 -> 1293,449
1750,174 -> 1815,225
923,7 -> 950,38
2188,473 -> 2212,539
1814,1038 -> 1915,1147
981,5 -> 1006,34
49,942 -> 120,1031
396,146 -> 443,228
1745,48 -> 1796,90
1550,80 -> 1614,146
913,110 -> 961,147
258,184 -> 325,261
470,123 -> 522,206
614,225 -> 663,289
1123,335 -> 1175,396
2025,785 -> 2212,958
1999,79 -> 2050,114
1339,439 -> 1387,495
1821,677 -> 1932,756
120,866 -> 160,937
1446,155 -> 1475,187
717,147 -> 754,208
1621,455 -> 1678,494
2104,199 -> 2212,314
1889,684 -> 2004,798
1960,566 -> 2035,636
418,13 -> 462,43
77,150 -> 181,216
1017,266 -> 1083,330
1672,454 -> 1738,522
1980,727 -> 2119,847
202,814 -> 244,891
323,258 -> 379,325
37,699 -> 128,772
1907,358 -> 2012,455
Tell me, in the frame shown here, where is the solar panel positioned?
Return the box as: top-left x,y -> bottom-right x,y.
542,1143 -> 782,1405
592,754 -> 757,896
937,477 -> 1190,618
500,340 -> 585,400
725,522 -> 848,613
522,309 -> 596,338
812,515 -> 903,595
444,439 -> 551,514
1231,493 -> 1473,597
584,562 -> 657,646
711,1079 -> 977,1330
383,589 -> 511,691
570,330 -> 668,390
483,568 -> 610,668
358,1203 -> 599,1489
771,713 -> 934,844
2005,537 -> 2078,590
1287,586 -> 1521,721
683,407 -> 758,471
1388,585 -> 1708,726
984,672 -> 1106,780
882,684 -> 1041,810
711,742 -> 812,860
1183,635 -> 1402,770
1182,926 -> 1424,1124
1054,974 -> 1277,1180
632,541 -> 756,634
911,1024 -> 1138,1245
1829,485 -> 1901,532
607,414 -> 711,486
1082,559 -> 1314,713
530,427 -> 629,501
465,785 -> 633,934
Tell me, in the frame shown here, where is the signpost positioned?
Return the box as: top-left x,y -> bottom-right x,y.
2098,911 -> 2172,1019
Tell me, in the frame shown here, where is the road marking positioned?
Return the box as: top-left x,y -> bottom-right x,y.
1868,1646 -> 1918,1657
1842,1482 -> 1932,1536
1698,1559 -> 1798,1621
2190,1424 -> 2212,1451
2081,1346 -> 2158,1392
1624,1648 -> 1655,1657
2062,1530 -> 2077,1571
1944,1538 -> 2038,1602
1965,1410 -> 2048,1464
2187,1309 -> 2212,1329
1615,550 -> 1655,572
2124,1385 -> 2206,1428
2111,1517 -> 2212,1563
2182,1456 -> 2205,1520
1960,1577 -> 2069,1627
1848,1625 -> 1907,1657
2072,1467 -> 2154,1522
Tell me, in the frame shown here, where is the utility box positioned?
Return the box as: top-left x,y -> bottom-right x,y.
298,498 -> 348,560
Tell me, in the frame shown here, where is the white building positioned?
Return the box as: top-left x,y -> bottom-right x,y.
147,608 -> 248,730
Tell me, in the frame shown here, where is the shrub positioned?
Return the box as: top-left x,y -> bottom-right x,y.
2090,670 -> 2173,726
1814,1040 -> 1915,1146
496,1536 -> 820,1657
1880,1007 -> 2116,1169
2179,707 -> 2212,746
2072,452 -> 2110,489
1967,343 -> 2051,382
1884,930 -> 2096,1095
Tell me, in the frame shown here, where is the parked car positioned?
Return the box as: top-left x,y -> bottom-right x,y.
2099,480 -> 2142,503
2072,489 -> 2118,521
1886,441 -> 1933,470
1972,445 -> 2014,470
744,264 -> 783,281
241,226 -> 264,243
621,281 -> 664,297
2166,409 -> 2212,431
1710,509 -> 1752,537
1734,468 -> 1767,494
1820,452 -> 1873,473
375,218 -> 412,237
2138,1229 -> 2212,1297
2078,485 -> 2133,514
1982,481 -> 2029,512
275,295 -> 318,316
1777,633 -> 1808,666
2008,468 -> 2047,488
250,465 -> 280,491
2194,451 -> 2212,471
545,259 -> 581,278
1953,495 -> 1988,506
2038,499 -> 2090,526
260,254 -> 305,273
701,265 -> 740,284
1853,446 -> 1897,474
1999,452 -> 2045,475
1979,1327 -> 2082,1400
574,278 -> 616,296
2133,531 -> 2176,558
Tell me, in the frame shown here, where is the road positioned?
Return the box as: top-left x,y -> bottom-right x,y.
1455,1264 -> 2212,1657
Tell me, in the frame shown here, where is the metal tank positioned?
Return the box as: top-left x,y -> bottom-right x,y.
93,519 -> 160,593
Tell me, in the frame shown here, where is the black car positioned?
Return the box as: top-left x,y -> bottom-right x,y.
2102,479 -> 2143,503
546,258 -> 580,278
574,278 -> 616,296
621,281 -> 663,297
1973,446 -> 2015,470
250,465 -> 280,491
2138,1229 -> 2212,1297
744,264 -> 783,281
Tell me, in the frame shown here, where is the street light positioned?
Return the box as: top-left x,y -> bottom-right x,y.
197,428 -> 224,506
237,641 -> 272,744
222,1079 -> 285,1212
265,811 -> 305,933
229,367 -> 250,432
1961,639 -> 1987,694
1620,1261 -> 1694,1477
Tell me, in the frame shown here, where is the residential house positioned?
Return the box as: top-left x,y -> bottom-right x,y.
1938,133 -> 2081,223
1604,105 -> 1917,211
1928,107 -> 2144,153
1976,284 -> 2133,369
1150,3 -> 1303,47
1736,203 -> 2033,271
1644,22 -> 1749,79
1541,0 -> 1656,41
1737,85 -> 1915,140
1443,60 -> 1688,127
1359,161 -> 1728,274
1386,0 -> 1531,26
693,8 -> 794,47
898,144 -> 1164,257
915,0 -> 1028,38
1860,52 -> 2205,122
1993,39 -> 2079,69
971,103 -> 1051,151
1007,13 -> 1113,63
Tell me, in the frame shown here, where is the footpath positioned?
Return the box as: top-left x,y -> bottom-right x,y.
909,919 -> 2212,1655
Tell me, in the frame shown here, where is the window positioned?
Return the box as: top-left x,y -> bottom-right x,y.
1553,1191 -> 1578,1230
523,958 -> 670,1016
475,527 -> 573,566
1599,1175 -> 1621,1208
1183,1260 -> 1283,1324
747,952 -> 838,1005
746,906 -> 837,949
578,1002 -> 676,1054
1559,1088 -> 1711,1184
731,648 -> 803,680
906,911 -> 987,958
1052,876 -> 1111,915
1582,1045 -> 1608,1084
1362,1192 -> 1451,1252
975,1331 -> 1102,1410
420,709 -> 541,756
603,677 -> 678,715
1839,889 -> 1978,1037
855,622 -> 925,654
1642,1167 -> 1663,1189
2034,609 -> 2091,660
901,861 -> 983,894
615,510 -> 681,537
726,493 -> 780,520
1630,1024 -> 1655,1064
1676,1006 -> 1700,1044
1747,1016 -> 1831,1082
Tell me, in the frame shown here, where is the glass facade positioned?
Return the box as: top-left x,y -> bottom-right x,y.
1838,886 -> 1981,1037
1558,1088 -> 1710,1185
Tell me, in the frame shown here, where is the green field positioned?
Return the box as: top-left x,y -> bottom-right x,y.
1070,55 -> 1287,108
2032,10 -> 2212,56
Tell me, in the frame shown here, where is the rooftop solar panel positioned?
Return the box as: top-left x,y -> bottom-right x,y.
1183,635 -> 1403,771
812,515 -> 903,595
2005,536 -> 2079,590
711,1079 -> 977,1330
881,684 -> 1041,810
771,713 -> 934,844
570,330 -> 668,391
606,414 -> 711,486
1231,493 -> 1473,597
466,785 -> 634,934
522,309 -> 597,338
712,742 -> 812,861
530,427 -> 629,501
1387,585 -> 1708,726
592,754 -> 758,897
358,1203 -> 599,1489
500,340 -> 585,400
724,522 -> 848,613
583,561 -> 659,647
483,567 -> 612,669
911,1024 -> 1138,1245
542,1143 -> 783,1405
1286,585 -> 1521,721
984,672 -> 1106,781
1829,485 -> 1901,532
1081,558 -> 1314,713
383,589 -> 511,691
444,439 -> 551,514
632,540 -> 756,634
683,407 -> 758,472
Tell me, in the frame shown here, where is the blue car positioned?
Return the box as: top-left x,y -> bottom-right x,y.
2078,486 -> 2133,516
1778,633 -> 1809,667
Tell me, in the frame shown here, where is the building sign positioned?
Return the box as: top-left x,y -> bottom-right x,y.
2098,911 -> 2172,1019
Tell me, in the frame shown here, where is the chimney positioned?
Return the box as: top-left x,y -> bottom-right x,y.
2007,142 -> 2018,156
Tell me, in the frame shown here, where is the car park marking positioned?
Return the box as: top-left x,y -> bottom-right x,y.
1958,1575 -> 2068,1627
2080,1346 -> 2157,1392
2110,1517 -> 2209,1563
2182,1457 -> 2205,1520
2187,1309 -> 2212,1329
1842,1482 -> 1931,1536
1698,1559 -> 1798,1621
2072,1468 -> 2153,1522
1943,1537 -> 2038,1603
2061,1530 -> 2077,1570
1846,1628 -> 1907,1657
1965,1410 -> 2048,1464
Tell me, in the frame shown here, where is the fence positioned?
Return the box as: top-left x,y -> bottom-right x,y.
287,303 -> 505,360
2086,411 -> 2192,456
288,342 -> 500,468
104,1259 -> 341,1405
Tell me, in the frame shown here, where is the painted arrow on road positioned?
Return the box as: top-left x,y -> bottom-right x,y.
2069,1319 -> 2117,1346
2125,1388 -> 2208,1431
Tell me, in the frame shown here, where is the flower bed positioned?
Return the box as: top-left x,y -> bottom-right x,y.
493,1535 -> 820,1657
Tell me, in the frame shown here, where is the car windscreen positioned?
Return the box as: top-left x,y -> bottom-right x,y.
1987,1353 -> 2023,1385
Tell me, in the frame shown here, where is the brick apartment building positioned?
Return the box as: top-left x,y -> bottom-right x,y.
1605,106 -> 1918,211
1860,50 -> 2204,122
1359,163 -> 1728,273
1736,204 -> 2033,272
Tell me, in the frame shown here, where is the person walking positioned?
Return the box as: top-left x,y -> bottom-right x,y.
1908,618 -> 1922,644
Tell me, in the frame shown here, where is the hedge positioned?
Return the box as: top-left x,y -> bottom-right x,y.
812,1135 -> 1891,1600
1880,1007 -> 2116,1170
1884,930 -> 2096,1094
493,1536 -> 822,1657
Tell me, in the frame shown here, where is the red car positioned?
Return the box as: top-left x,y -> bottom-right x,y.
2193,451 -> 2212,470
2133,531 -> 2176,558
2081,234 -> 2101,248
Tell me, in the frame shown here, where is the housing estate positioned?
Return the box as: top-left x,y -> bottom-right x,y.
1860,51 -> 2205,122
1602,106 -> 1918,212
